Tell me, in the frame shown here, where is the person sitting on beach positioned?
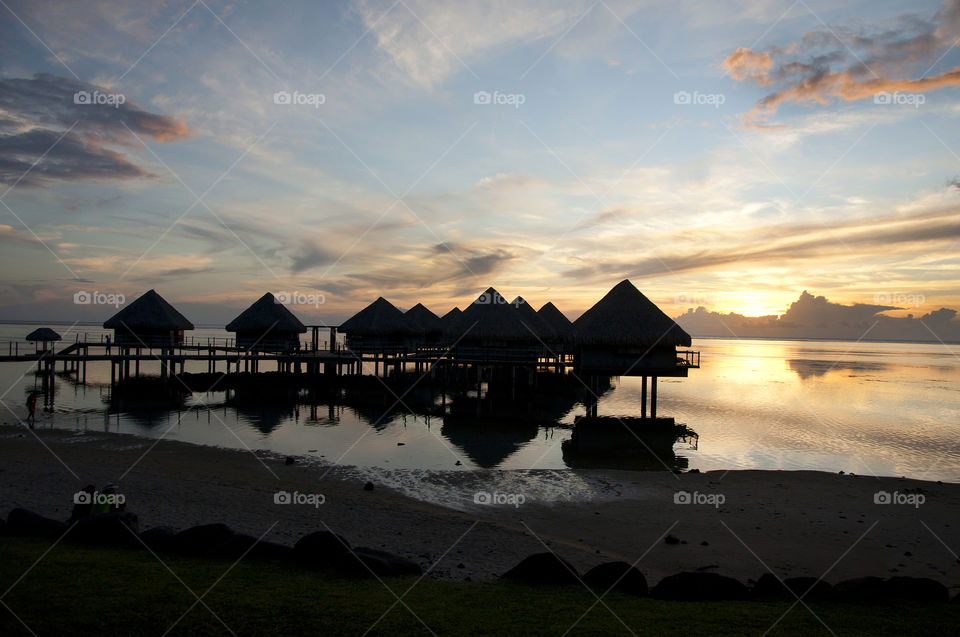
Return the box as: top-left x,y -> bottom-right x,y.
25,392 -> 38,427
70,484 -> 97,521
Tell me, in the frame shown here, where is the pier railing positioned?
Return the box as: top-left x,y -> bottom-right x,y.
676,350 -> 700,368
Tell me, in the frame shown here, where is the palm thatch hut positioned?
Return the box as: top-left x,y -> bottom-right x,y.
572,279 -> 691,376
405,303 -> 442,336
511,296 -> 556,341
339,297 -> 415,353
440,307 -> 462,328
103,289 -> 193,347
25,327 -> 62,345
443,288 -> 549,361
226,292 -> 306,351
537,302 -> 573,342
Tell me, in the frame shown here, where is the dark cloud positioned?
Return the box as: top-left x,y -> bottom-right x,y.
725,0 -> 960,126
0,73 -> 190,185
290,241 -> 341,272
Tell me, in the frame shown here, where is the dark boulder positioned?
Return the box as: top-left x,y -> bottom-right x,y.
881,577 -> 949,603
293,530 -> 353,569
212,533 -> 292,561
139,526 -> 178,551
501,552 -> 580,586
66,512 -> 140,547
834,576 -> 885,603
752,573 -> 834,602
170,523 -> 235,556
583,562 -> 648,596
651,572 -> 748,601
6,508 -> 67,539
337,547 -> 423,578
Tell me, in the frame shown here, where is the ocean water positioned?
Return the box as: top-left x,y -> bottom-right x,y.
1,323 -> 959,484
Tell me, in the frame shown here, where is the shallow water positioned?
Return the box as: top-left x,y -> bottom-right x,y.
2,323 -> 959,483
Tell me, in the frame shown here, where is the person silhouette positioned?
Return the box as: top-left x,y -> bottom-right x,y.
26,392 -> 38,427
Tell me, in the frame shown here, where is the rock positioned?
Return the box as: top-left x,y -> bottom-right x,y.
700,541 -> 709,546
213,533 -> 292,561
170,523 -> 235,556
139,526 -> 178,551
0,518 -> 6,536
501,552 -> 580,586
664,535 -> 680,545
397,442 -> 405,446
66,512 -> 140,548
457,562 -> 465,569
293,530 -> 353,569
284,456 -> 296,465
753,574 -> 834,602
6,508 -> 67,539
834,576 -> 885,602
651,572 -> 748,601
881,576 -> 949,603
363,482 -> 375,491
338,547 -> 423,578
583,562 -> 648,597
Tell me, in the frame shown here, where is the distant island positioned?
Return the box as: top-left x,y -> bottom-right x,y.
675,291 -> 960,344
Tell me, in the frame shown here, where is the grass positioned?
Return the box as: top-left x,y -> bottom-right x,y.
0,537 -> 957,636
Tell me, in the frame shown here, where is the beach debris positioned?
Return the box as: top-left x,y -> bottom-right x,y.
397,442 -> 405,446
363,481 -> 375,491
664,534 -> 680,545
502,552 -> 580,586
651,572 -> 748,601
700,540 -> 709,546
285,456 -> 296,465
455,460 -> 462,466
457,562 -> 465,569
584,562 -> 648,597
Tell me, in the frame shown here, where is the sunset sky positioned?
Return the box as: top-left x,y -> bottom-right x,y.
1,0 -> 959,324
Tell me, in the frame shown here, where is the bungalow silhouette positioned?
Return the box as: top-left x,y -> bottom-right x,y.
226,292 -> 306,351
103,289 -> 193,347
339,297 -> 415,354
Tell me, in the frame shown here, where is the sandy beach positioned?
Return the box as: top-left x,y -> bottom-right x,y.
2,422 -> 959,594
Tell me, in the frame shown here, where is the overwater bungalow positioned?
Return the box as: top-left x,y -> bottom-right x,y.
103,289 -> 193,347
537,302 -> 573,343
339,297 -> 415,354
404,303 -> 443,343
25,327 -> 62,350
443,288 -> 549,362
226,292 -> 306,351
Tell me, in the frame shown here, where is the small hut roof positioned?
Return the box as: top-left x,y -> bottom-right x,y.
404,303 -> 442,333
440,307 -> 461,323
445,288 -> 544,342
511,296 -> 557,340
572,279 -> 691,347
25,327 -> 61,342
537,302 -> 573,338
225,293 -> 306,334
103,289 -> 194,331
339,297 -> 414,336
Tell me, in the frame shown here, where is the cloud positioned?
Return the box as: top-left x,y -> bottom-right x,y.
0,73 -> 190,185
725,0 -> 960,126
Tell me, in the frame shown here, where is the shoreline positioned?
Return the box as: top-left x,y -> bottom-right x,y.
2,423 -> 960,591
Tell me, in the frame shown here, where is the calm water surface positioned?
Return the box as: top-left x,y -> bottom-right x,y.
2,323 -> 958,484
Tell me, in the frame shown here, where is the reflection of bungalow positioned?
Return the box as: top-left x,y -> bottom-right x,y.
103,289 -> 193,347
226,292 -> 306,351
339,297 -> 414,354
572,280 -> 692,376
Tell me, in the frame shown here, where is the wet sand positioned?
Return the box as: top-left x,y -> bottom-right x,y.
1,423 -> 959,593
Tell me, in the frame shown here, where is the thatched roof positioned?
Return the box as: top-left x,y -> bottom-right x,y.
103,289 -> 194,331
444,288 -> 545,342
511,296 -> 556,340
440,307 -> 461,324
538,302 -> 573,338
404,303 -> 441,333
339,297 -> 414,336
572,279 -> 691,347
225,293 -> 306,334
25,327 -> 61,342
